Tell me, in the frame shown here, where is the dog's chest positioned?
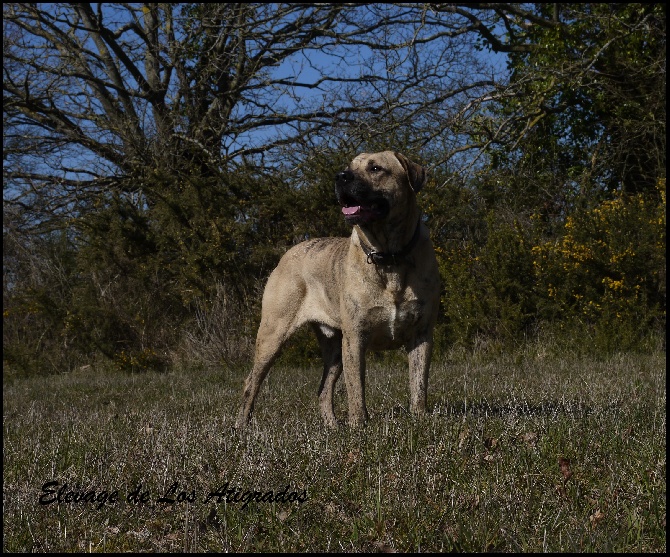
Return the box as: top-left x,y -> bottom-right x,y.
365,274 -> 424,346
367,298 -> 422,348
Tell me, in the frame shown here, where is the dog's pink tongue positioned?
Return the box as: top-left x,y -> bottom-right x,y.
342,206 -> 361,216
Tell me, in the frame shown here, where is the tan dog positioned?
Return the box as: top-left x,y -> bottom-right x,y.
235,152 -> 440,428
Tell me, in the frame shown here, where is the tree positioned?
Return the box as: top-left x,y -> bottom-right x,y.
3,3 -> 507,371
3,4 -> 506,227
483,3 -> 666,197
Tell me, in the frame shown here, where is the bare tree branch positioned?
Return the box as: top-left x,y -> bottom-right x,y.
3,3 -> 506,190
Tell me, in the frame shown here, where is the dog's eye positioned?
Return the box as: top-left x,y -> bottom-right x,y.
370,165 -> 382,173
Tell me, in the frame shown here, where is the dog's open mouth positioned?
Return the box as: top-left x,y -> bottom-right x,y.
342,203 -> 377,217
339,197 -> 389,224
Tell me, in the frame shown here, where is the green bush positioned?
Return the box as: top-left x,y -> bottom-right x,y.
437,212 -> 537,347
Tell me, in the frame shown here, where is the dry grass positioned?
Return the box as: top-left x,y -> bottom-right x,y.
2,344 -> 666,552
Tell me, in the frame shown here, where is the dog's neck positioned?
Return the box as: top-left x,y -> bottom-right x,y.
354,205 -> 422,266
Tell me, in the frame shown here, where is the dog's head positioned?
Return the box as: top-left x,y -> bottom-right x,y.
335,151 -> 427,226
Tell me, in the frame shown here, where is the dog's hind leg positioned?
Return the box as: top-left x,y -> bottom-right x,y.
313,325 -> 343,428
235,318 -> 291,428
235,270 -> 306,428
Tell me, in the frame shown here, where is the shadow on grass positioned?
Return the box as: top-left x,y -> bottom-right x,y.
431,398 -> 600,418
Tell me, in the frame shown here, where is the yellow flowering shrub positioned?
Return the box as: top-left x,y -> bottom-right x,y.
531,179 -> 665,348
432,178 -> 665,351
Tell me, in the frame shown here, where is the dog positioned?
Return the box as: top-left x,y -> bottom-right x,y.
235,151 -> 440,428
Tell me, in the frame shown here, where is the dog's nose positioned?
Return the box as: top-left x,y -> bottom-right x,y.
335,170 -> 353,183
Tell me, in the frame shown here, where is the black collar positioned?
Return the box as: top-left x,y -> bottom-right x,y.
359,216 -> 422,266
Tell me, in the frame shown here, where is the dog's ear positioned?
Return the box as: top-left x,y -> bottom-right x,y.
394,152 -> 427,193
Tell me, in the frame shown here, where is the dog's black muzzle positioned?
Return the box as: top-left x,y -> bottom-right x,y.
335,170 -> 390,225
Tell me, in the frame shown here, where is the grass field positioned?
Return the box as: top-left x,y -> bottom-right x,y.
3,344 -> 666,552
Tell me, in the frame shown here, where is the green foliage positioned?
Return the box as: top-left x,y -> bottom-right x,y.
498,3 -> 665,195
427,173 -> 665,354
68,166 -> 286,371
419,3 -> 666,354
435,212 -> 537,347
3,231 -> 83,375
532,180 -> 666,351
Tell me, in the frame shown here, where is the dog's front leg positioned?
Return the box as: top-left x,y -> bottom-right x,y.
407,332 -> 433,416
341,333 -> 369,427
